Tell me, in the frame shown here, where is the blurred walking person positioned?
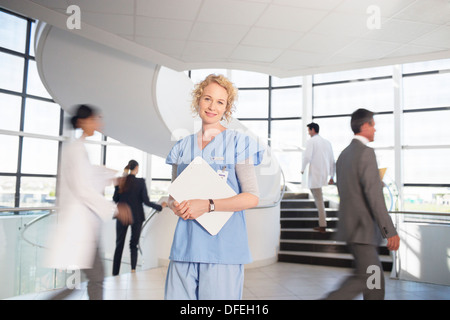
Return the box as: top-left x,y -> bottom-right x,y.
324,108 -> 400,300
46,104 -> 122,300
112,160 -> 166,276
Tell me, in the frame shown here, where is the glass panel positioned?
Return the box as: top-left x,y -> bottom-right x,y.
404,110 -> 450,146
0,52 -> 24,92
0,93 -> 21,131
371,113 -> 394,149
403,73 -> 450,110
234,90 -> 268,118
230,70 -> 268,88
21,138 -> 59,175
0,176 -> 16,208
29,21 -> 36,57
313,78 -> 394,116
313,66 -> 392,83
151,155 -> 171,179
19,176 -> 56,207
238,120 -> 268,142
403,149 -> 450,185
271,87 -> 302,118
26,60 -> 52,99
403,186 -> 450,213
402,58 -> 450,74
271,75 -> 302,87
105,145 -> 147,176
0,11 -> 27,53
271,119 -> 302,152
23,99 -> 60,136
273,150 -> 302,183
0,135 -> 19,173
150,180 -> 170,202
309,117 -> 353,157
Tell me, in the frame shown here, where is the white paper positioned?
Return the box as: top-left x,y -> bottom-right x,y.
168,156 -> 237,235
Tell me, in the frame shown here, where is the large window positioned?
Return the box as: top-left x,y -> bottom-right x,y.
1,8 -> 448,214
312,62 -> 450,212
190,59 -> 450,212
0,9 -> 61,212
0,9 -> 158,215
401,60 -> 450,211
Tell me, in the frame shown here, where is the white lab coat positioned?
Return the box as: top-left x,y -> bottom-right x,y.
45,138 -> 116,270
302,134 -> 335,189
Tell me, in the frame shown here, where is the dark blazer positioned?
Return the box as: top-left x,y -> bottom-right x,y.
113,176 -> 162,223
335,139 -> 397,245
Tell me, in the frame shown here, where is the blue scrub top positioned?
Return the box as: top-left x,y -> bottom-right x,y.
166,129 -> 265,265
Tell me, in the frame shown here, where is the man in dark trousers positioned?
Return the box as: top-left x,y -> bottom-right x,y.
325,108 -> 400,300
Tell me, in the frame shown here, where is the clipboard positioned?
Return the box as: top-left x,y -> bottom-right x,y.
168,156 -> 237,236
379,168 -> 387,181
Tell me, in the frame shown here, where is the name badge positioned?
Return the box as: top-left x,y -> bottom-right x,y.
217,166 -> 229,181
211,156 -> 224,161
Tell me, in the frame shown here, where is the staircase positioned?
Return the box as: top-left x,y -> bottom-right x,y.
278,192 -> 392,271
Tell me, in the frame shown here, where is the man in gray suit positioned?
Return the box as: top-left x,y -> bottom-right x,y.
325,108 -> 400,300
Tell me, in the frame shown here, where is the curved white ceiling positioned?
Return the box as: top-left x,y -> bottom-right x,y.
3,0 -> 450,78
35,22 -> 179,157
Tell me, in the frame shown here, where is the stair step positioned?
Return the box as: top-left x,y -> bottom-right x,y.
281,199 -> 329,209
280,217 -> 338,228
278,251 -> 393,271
278,197 -> 392,271
281,228 -> 337,240
281,208 -> 338,218
282,192 -> 310,200
279,239 -> 391,256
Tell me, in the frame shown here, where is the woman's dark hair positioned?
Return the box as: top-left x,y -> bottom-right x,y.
70,104 -> 98,129
125,160 -> 139,171
119,160 -> 139,194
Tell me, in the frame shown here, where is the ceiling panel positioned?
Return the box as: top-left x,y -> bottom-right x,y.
3,0 -> 450,77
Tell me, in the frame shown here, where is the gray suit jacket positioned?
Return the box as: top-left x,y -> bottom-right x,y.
335,139 -> 397,245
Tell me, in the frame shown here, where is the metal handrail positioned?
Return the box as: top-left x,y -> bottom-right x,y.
19,209 -> 57,249
0,206 -> 57,213
138,208 -> 159,255
389,210 -> 450,217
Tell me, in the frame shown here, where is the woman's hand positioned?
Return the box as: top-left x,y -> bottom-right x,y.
184,199 -> 209,220
169,200 -> 191,220
168,198 -> 209,220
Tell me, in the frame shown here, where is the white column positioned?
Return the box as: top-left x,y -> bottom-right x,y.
301,75 -> 313,188
393,65 -> 404,210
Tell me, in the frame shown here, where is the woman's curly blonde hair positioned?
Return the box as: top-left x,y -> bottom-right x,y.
191,74 -> 238,122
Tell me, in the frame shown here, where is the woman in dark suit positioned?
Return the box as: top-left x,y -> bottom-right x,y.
112,160 -> 166,275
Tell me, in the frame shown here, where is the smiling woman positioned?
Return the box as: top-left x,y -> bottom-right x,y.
191,73 -> 238,123
164,73 -> 265,300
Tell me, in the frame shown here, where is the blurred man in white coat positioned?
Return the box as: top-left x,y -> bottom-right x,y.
45,105 -> 126,300
301,122 -> 335,233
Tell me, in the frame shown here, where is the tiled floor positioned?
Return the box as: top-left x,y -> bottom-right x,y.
7,262 -> 450,300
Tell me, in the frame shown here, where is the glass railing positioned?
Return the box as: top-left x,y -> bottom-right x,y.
0,204 -> 163,299
0,207 -> 67,299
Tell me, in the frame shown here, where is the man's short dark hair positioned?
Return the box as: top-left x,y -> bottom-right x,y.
307,122 -> 319,134
351,109 -> 374,134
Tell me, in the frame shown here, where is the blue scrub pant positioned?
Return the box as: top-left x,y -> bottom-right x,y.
164,261 -> 244,300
